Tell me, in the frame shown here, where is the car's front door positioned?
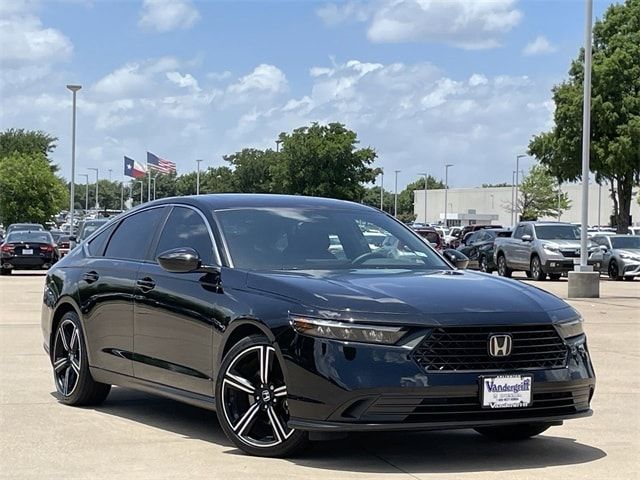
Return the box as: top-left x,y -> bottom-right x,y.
78,207 -> 167,376
133,205 -> 224,396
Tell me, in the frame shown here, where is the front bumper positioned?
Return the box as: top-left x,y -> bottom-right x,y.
620,259 -> 640,277
280,331 -> 595,432
544,259 -> 601,274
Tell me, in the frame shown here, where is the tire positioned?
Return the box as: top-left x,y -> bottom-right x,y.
525,270 -> 532,279
497,255 -> 512,278
51,311 -> 111,406
479,255 -> 491,273
475,423 -> 552,441
215,334 -> 308,457
530,255 -> 546,281
608,260 -> 622,281
548,273 -> 562,281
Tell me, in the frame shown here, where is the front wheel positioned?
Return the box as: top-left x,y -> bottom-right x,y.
608,260 -> 622,281
497,255 -> 512,278
216,335 -> 308,457
530,256 -> 546,281
475,423 -> 552,441
479,255 -> 491,273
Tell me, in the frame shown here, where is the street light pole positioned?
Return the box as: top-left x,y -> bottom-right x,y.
120,181 -> 124,211
511,170 -> 516,226
196,159 -> 203,195
379,170 -> 384,211
597,181 -> 602,227
515,154 -> 527,223
394,170 -> 400,217
419,172 -> 428,224
152,175 -> 157,200
78,173 -> 89,211
136,181 -> 143,204
87,168 -> 99,209
444,164 -> 453,227
108,168 -> 112,181
66,84 -> 81,235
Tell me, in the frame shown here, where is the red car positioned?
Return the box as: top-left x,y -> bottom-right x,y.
413,227 -> 443,250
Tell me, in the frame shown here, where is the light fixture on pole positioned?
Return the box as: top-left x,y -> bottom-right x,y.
66,84 -> 81,234
394,170 -> 401,218
444,164 -> 453,227
87,168 -> 99,209
514,154 -> 527,222
196,159 -> 203,195
418,172 -> 428,224
77,173 -> 89,211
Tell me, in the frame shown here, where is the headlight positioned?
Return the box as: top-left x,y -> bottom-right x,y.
620,253 -> 640,261
556,318 -> 584,339
543,244 -> 560,253
290,315 -> 407,345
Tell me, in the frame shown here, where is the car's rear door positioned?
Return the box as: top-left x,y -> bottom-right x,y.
77,207 -> 167,376
133,205 -> 223,396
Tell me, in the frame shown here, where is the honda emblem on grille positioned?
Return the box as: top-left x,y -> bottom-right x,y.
488,334 -> 512,357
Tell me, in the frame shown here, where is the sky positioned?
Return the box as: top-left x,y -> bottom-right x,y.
0,0 -> 615,189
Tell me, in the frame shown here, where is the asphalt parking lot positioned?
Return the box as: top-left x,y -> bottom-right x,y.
1,271 -> 638,480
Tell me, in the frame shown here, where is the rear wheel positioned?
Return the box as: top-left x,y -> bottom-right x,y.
216,334 -> 308,457
530,256 -> 546,281
497,255 -> 512,278
475,423 -> 552,441
52,311 -> 111,405
608,260 -> 622,281
479,255 -> 491,273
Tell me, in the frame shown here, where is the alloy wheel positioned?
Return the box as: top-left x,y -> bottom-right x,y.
609,261 -> 621,280
480,256 -> 488,273
221,345 -> 294,449
52,319 -> 82,396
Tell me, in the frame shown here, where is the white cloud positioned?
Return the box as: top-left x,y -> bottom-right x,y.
318,0 -> 522,49
92,63 -> 151,97
469,73 -> 489,87
138,0 -> 200,32
523,35 -> 557,56
0,14 -> 72,64
166,71 -> 200,92
228,64 -> 288,95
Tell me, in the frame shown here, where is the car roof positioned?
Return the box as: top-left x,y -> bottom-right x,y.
138,194 -> 378,213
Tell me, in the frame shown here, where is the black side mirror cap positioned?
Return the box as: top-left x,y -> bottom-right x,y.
157,247 -> 221,275
443,249 -> 469,270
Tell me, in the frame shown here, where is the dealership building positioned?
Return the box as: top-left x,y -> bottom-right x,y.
413,183 -> 640,228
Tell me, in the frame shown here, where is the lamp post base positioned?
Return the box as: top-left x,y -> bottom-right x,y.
568,271 -> 600,298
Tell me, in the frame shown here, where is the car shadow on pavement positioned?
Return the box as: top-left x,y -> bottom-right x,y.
76,387 -> 606,474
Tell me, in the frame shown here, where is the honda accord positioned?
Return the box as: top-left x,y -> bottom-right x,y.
41,194 -> 595,457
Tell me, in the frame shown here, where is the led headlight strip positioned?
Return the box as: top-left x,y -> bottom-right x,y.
555,318 -> 585,339
290,315 -> 407,345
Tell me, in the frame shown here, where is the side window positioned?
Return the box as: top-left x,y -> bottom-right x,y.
513,225 -> 524,239
154,207 -> 215,265
524,224 -> 535,237
87,223 -> 116,257
104,208 -> 166,261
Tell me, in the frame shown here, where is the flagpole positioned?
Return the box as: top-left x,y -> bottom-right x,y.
120,181 -> 124,211
147,169 -> 151,202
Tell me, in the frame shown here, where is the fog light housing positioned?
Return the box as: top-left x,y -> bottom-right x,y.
291,315 -> 407,345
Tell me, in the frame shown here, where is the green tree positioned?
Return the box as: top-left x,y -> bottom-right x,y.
272,123 -> 377,200
0,152 -> 68,225
0,129 -> 59,171
224,149 -> 277,193
482,182 -> 511,188
528,0 -> 640,232
201,166 -> 235,193
517,165 -> 570,221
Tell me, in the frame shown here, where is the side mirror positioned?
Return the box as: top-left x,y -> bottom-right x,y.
599,245 -> 608,252
521,234 -> 532,242
443,249 -> 469,270
157,247 -> 202,273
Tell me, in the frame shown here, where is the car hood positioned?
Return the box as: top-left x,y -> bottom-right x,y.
542,239 -> 595,248
245,269 -> 571,325
615,248 -> 640,257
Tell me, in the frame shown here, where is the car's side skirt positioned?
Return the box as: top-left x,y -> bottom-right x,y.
90,366 -> 216,411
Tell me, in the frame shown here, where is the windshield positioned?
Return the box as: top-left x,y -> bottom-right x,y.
535,225 -> 580,240
611,237 -> 640,249
6,231 -> 53,244
215,207 -> 450,271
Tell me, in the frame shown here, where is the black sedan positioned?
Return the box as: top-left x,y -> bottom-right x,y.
1,230 -> 58,274
41,195 -> 595,457
458,228 -> 512,272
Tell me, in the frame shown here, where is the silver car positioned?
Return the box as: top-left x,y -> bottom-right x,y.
590,235 -> 640,280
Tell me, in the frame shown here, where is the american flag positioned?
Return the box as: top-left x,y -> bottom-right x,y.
146,152 -> 177,174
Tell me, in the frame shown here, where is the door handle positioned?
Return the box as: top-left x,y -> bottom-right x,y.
136,277 -> 156,293
82,271 -> 99,284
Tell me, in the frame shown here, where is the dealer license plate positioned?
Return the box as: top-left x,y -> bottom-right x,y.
22,249 -> 33,255
480,374 -> 532,409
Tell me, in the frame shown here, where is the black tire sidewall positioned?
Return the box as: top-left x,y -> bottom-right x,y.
215,334 -> 307,457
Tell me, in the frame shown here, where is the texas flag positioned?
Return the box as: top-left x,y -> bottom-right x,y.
124,156 -> 147,178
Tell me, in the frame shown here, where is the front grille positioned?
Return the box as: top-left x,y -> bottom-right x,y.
560,249 -> 580,258
358,387 -> 591,423
412,325 -> 568,372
